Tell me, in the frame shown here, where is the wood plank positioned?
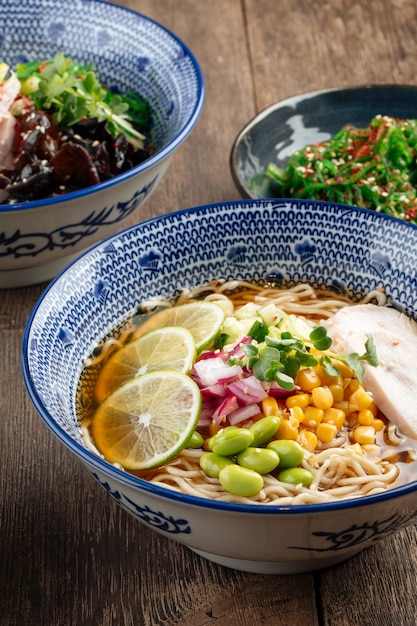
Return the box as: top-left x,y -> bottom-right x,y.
127,0 -> 257,218
3,1 -> 417,625
320,527 -> 417,625
245,0 -> 417,110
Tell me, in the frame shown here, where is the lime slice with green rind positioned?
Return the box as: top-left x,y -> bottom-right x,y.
95,326 -> 196,403
92,370 -> 201,470
132,301 -> 225,352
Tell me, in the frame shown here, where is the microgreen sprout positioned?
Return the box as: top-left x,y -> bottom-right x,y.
15,52 -> 151,148
236,325 -> 378,390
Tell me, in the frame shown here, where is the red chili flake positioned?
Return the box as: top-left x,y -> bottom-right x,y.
354,143 -> 371,159
405,206 -> 417,220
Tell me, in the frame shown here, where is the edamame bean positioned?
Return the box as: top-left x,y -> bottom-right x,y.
278,467 -> 314,487
249,415 -> 281,447
267,439 -> 304,468
219,464 -> 264,496
200,452 -> 235,478
209,426 -> 254,456
236,447 -> 280,474
187,430 -> 205,449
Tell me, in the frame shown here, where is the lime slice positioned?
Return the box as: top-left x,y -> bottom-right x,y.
133,301 -> 225,352
95,326 -> 196,404
92,370 -> 201,470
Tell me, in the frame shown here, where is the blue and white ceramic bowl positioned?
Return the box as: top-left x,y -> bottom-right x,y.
22,199 -> 417,574
0,0 -> 204,288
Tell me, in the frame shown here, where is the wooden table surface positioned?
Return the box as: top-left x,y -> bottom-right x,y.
2,1 -> 417,624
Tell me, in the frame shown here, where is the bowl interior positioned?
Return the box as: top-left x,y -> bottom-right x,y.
0,0 -> 204,155
231,85 -> 417,198
23,199 -> 417,487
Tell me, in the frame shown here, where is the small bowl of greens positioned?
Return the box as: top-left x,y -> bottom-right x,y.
0,0 -> 204,288
230,85 -> 417,220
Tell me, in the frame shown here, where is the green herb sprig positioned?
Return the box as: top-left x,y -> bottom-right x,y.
15,52 -> 151,148
231,325 -> 378,391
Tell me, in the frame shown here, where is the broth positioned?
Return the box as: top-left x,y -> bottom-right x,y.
77,280 -> 417,505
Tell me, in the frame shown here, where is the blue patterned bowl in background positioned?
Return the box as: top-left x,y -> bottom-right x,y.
0,0 -> 204,288
22,198 -> 417,574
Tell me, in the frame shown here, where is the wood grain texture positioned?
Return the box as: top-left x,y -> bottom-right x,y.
2,1 -> 417,625
244,0 -> 417,110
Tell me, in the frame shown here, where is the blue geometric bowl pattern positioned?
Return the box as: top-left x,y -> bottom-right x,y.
22,199 -> 417,572
23,198 -> 417,444
0,0 -> 202,154
0,176 -> 158,260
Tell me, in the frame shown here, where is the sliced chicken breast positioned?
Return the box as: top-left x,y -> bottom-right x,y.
324,303 -> 417,439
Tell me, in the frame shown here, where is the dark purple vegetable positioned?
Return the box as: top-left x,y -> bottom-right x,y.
0,109 -> 151,204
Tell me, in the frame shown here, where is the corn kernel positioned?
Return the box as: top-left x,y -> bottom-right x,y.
362,444 -> 381,456
349,387 -> 373,411
368,401 -> 379,417
302,406 -> 324,428
333,400 -> 355,417
345,443 -> 363,455
353,425 -> 376,445
357,409 -> 374,426
322,407 -> 346,428
289,405 -> 304,424
371,418 -> 385,432
344,378 -> 361,399
311,386 -> 334,410
347,411 -> 359,428
262,397 -> 279,416
297,428 -> 318,451
333,360 -> 354,378
296,367 -> 322,392
342,377 -> 352,390
348,378 -> 362,394
277,417 -> 299,440
329,383 -> 344,403
316,422 -> 338,443
286,393 -> 311,410
317,365 -> 342,386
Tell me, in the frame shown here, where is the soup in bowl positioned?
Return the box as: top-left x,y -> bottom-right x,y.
22,199 -> 417,574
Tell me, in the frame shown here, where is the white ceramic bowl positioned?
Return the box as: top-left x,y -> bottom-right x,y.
22,199 -> 417,574
0,0 -> 204,288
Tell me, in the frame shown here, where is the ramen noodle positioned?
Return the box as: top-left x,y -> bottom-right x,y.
78,281 -> 417,505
